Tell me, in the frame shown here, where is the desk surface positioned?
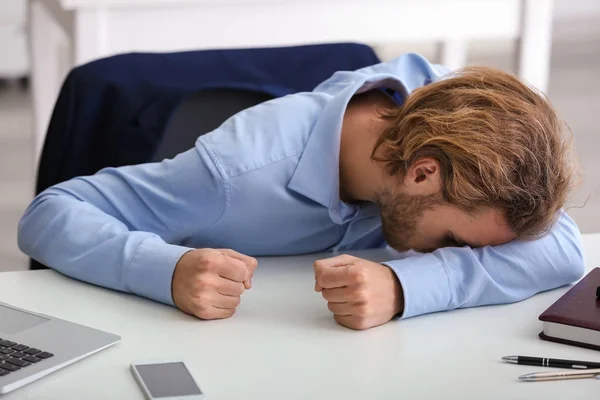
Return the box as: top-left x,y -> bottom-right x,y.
1,235 -> 600,399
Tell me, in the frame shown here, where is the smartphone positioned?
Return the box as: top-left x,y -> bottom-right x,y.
131,360 -> 206,400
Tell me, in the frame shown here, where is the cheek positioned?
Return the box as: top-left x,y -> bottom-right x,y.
410,217 -> 434,248
414,210 -> 448,247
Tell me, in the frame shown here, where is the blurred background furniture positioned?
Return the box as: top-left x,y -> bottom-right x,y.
29,0 -> 555,162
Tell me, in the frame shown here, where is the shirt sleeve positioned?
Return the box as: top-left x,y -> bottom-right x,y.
18,144 -> 227,305
382,212 -> 585,319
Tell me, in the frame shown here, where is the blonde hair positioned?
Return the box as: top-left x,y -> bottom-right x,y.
372,66 -> 576,239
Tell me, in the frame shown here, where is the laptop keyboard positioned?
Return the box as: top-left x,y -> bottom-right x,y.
0,339 -> 53,377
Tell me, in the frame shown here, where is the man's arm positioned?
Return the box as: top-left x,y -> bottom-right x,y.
385,212 -> 585,319
314,212 -> 584,329
18,146 -> 226,305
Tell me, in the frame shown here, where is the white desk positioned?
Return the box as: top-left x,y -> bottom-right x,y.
1,233 -> 599,399
28,0 -> 554,160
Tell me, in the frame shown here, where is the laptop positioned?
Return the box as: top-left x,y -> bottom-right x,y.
0,301 -> 120,395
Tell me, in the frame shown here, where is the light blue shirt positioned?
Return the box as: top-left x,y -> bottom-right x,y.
18,54 -> 585,319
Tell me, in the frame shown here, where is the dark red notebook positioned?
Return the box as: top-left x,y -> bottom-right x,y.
538,268 -> 600,351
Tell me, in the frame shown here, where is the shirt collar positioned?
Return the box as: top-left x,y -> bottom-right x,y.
287,54 -> 448,224
287,77 -> 408,224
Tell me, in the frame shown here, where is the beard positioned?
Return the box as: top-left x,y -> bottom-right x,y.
376,189 -> 443,252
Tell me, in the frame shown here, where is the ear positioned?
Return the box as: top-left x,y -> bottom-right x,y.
402,157 -> 442,196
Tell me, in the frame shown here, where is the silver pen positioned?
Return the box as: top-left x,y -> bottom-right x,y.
519,368 -> 600,382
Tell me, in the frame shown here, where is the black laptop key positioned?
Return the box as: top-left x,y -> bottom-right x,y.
0,355 -> 9,361
23,348 -> 41,355
36,352 -> 53,359
0,368 -> 9,376
0,362 -> 20,372
10,352 -> 28,359
0,341 -> 16,348
0,349 -> 15,355
22,355 -> 42,363
12,344 -> 29,351
6,358 -> 31,368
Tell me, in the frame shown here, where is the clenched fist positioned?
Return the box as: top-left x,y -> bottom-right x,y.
314,254 -> 404,330
172,248 -> 258,320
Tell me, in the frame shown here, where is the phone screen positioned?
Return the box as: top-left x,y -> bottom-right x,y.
136,362 -> 202,398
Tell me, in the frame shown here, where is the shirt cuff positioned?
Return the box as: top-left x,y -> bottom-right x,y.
382,253 -> 452,319
127,237 -> 193,306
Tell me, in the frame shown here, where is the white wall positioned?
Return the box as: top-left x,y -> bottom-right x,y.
0,0 -> 29,77
553,0 -> 600,42
554,0 -> 600,20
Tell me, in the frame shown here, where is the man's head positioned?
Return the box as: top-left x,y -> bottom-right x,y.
372,66 -> 576,252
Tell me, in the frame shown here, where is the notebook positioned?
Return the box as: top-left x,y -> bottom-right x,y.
538,268 -> 600,351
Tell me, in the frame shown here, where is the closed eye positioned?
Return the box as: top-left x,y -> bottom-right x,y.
447,233 -> 467,247
446,235 -> 459,247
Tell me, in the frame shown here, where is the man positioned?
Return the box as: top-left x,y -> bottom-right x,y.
18,53 -> 583,330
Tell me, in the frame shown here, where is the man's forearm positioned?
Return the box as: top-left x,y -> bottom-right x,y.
384,212 -> 584,319
18,188 -> 192,303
